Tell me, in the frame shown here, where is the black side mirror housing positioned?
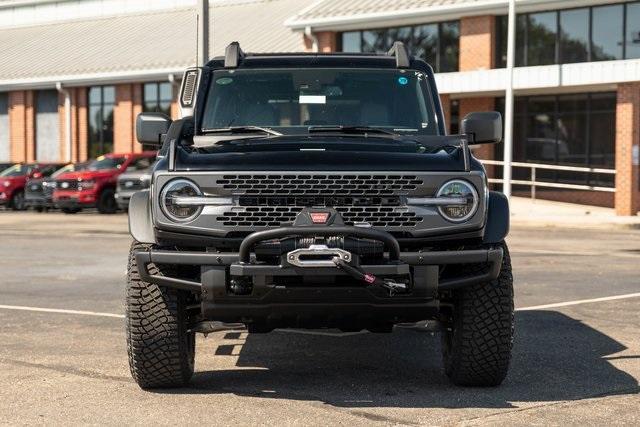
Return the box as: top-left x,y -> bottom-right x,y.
461,111 -> 502,144
136,112 -> 172,146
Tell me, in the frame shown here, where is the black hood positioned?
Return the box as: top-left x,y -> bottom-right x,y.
171,135 -> 481,172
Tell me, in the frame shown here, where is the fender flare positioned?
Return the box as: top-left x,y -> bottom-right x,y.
128,190 -> 156,244
483,191 -> 510,244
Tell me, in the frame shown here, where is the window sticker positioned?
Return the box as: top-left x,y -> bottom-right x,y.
398,76 -> 409,85
299,95 -> 327,104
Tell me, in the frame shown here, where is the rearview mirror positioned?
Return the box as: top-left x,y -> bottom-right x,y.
136,112 -> 172,146
461,111 -> 502,145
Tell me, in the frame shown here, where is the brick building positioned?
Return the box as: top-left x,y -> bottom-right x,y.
1,0 -> 640,215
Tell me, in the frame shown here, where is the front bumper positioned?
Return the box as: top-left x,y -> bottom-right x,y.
53,191 -> 97,209
24,195 -> 54,208
115,190 -> 136,209
134,226 -> 503,325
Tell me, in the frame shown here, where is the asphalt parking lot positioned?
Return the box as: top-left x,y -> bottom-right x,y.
0,212 -> 638,425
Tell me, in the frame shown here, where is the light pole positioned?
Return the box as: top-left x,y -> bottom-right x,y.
503,0 -> 516,199
197,0 -> 209,67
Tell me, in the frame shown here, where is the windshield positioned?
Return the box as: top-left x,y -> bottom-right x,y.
88,156 -> 126,171
0,164 -> 30,177
201,68 -> 438,136
51,164 -> 76,178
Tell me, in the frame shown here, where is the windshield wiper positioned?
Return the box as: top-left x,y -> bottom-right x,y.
307,126 -> 398,136
202,126 -> 282,136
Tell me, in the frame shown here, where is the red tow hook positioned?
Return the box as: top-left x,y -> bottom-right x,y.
332,257 -> 407,294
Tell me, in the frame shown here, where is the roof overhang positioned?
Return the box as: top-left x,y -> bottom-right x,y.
285,0 -> 624,32
0,67 -> 186,91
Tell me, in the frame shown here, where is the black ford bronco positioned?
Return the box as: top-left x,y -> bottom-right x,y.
126,42 -> 513,389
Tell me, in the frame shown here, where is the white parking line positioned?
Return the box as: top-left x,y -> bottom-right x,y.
0,292 -> 639,323
0,304 -> 125,318
515,292 -> 640,311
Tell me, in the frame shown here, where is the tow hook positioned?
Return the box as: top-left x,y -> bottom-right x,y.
332,257 -> 408,295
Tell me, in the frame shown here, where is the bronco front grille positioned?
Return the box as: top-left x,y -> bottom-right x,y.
216,174 -> 423,196
216,206 -> 423,228
212,173 -> 426,229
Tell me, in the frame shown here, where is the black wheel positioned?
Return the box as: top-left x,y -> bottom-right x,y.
441,242 -> 514,387
97,188 -> 117,214
10,190 -> 26,211
61,207 -> 81,214
126,241 -> 195,389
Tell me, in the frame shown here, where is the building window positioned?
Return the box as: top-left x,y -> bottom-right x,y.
88,86 -> 115,159
143,82 -> 173,116
592,4 -> 624,61
496,1 -> 639,67
625,2 -> 640,58
340,20 -> 460,72
0,93 -> 9,162
35,90 -> 60,162
527,12 -> 558,66
559,8 -> 590,64
495,92 -> 616,187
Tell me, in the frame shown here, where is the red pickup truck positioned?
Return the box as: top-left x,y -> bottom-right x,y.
53,152 -> 156,214
0,163 -> 66,210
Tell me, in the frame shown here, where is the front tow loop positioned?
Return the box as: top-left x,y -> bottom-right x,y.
332,257 -> 408,295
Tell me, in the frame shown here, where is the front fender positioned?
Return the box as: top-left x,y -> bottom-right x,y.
483,191 -> 510,244
128,189 -> 156,244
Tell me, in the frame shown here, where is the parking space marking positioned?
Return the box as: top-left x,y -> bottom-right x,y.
516,292 -> 640,311
1,292 -> 639,322
0,304 -> 125,318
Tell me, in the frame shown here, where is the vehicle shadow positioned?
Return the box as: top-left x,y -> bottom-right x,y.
158,310 -> 639,409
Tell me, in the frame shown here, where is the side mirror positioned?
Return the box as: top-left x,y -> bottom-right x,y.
136,113 -> 172,146
461,111 -> 502,144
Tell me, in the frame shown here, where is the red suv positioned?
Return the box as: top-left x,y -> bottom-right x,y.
0,163 -> 66,211
53,152 -> 156,214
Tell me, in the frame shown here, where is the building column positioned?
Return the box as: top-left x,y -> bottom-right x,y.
25,91 -> 35,162
440,94 -> 451,134
615,83 -> 640,216
170,81 -> 181,120
304,31 -> 336,53
132,84 -> 143,153
77,87 -> 89,161
459,15 -> 495,71
114,84 -> 137,153
8,91 -> 35,163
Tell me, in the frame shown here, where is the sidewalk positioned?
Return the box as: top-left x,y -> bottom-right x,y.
509,197 -> 640,230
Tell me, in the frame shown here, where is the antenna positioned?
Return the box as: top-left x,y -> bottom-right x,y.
197,0 -> 209,66
195,13 -> 199,67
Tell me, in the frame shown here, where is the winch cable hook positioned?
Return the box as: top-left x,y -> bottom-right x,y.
332,257 -> 407,294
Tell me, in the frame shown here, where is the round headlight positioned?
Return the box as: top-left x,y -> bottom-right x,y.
436,180 -> 479,223
160,179 -> 202,222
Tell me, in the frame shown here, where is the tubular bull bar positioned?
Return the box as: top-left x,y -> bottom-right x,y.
134,225 -> 504,295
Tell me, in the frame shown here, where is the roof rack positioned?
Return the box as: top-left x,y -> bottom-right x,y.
224,41 -> 245,68
387,41 -> 410,68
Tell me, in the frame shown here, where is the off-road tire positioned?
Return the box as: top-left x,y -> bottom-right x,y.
441,241 -> 514,387
126,241 -> 195,389
97,188 -> 117,214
